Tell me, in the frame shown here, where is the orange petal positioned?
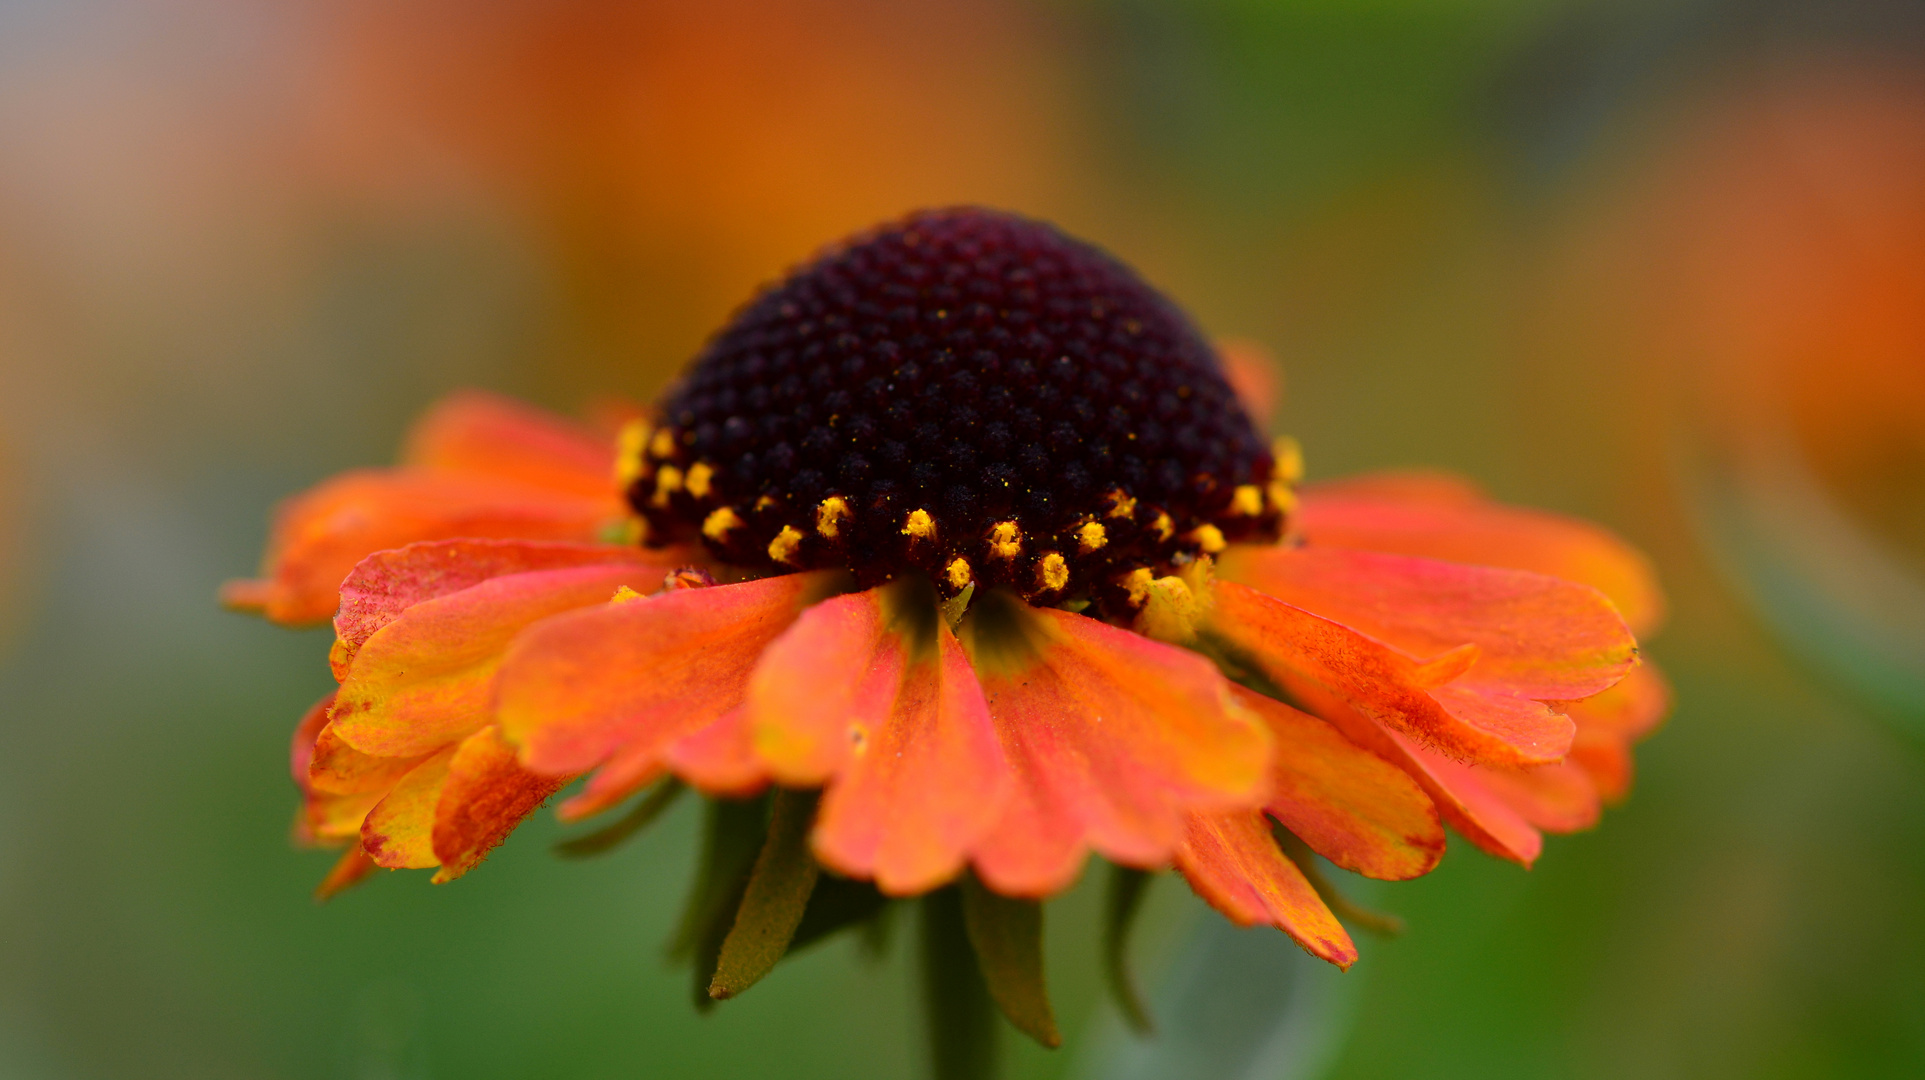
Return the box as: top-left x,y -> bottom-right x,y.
1175,811 -> 1356,968
1296,474 -> 1667,636
225,468 -> 623,626
290,693 -> 336,790
400,389 -> 618,500
962,594 -> 1270,896
1280,683 -> 1546,867
1466,760 -> 1602,834
332,538 -> 669,677
314,845 -> 378,901
661,706 -> 769,804
497,571 -> 834,777
748,584 -> 1008,895
430,726 -> 570,882
1207,580 -> 1576,767
328,562 -> 671,761
308,726 -> 427,796
1216,338 -> 1281,429
361,745 -> 458,869
1230,686 -> 1443,881
1565,662 -> 1671,802
300,789 -> 384,847
1221,547 -> 1638,703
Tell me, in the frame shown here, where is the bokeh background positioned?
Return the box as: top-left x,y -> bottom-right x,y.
3,1 -> 1924,1077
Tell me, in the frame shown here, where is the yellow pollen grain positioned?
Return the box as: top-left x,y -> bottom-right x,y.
767,525 -> 805,565
1120,567 -> 1156,608
1037,552 -> 1069,593
1267,480 -> 1298,515
1231,485 -> 1264,517
615,419 -> 651,487
651,465 -> 684,507
816,496 -> 851,538
754,494 -> 779,513
702,506 -> 743,542
988,520 -> 1022,560
649,427 -> 678,460
608,584 -> 647,606
1076,520 -> 1108,553
684,461 -> 714,499
945,557 -> 973,591
1105,489 -> 1138,519
1150,511 -> 1174,541
1271,436 -> 1304,484
902,509 -> 937,540
1188,524 -> 1227,554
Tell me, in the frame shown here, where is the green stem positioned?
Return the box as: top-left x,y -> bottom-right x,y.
920,887 -> 999,1080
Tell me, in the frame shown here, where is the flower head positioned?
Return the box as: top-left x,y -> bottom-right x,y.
231,207 -> 1665,1053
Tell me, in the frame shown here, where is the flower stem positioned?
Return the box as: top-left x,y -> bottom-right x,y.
920,887 -> 999,1080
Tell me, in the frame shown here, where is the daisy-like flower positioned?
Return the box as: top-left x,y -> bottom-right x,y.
231,208 -> 1662,1056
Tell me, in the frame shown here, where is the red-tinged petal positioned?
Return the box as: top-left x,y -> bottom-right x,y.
361,746 -> 457,869
1468,760 -> 1602,834
225,468 -> 623,626
290,693 -> 335,790
749,584 -> 1008,895
1217,338 -> 1280,429
497,572 -> 835,777
661,707 -> 769,805
1568,662 -> 1672,741
1206,581 -> 1576,767
308,726 -> 427,796
332,539 -> 671,677
314,845 -> 378,901
1282,681 -> 1546,867
329,562 -> 670,760
1230,686 -> 1443,881
560,742 -> 672,822
1296,475 -> 1667,636
430,727 -> 569,882
1568,733 -> 1635,804
1175,811 -> 1356,969
1221,546 -> 1638,703
963,594 -> 1270,896
299,789 -> 384,846
400,390 -> 618,500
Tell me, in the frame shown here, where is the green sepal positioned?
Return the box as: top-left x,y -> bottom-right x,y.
708,789 -> 822,1000
921,887 -> 999,1080
960,873 -> 1061,1049
1102,863 -> 1155,1034
791,873 -> 892,956
552,778 -> 686,859
670,793 -> 770,1011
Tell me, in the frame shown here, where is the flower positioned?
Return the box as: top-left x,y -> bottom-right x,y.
232,207 -> 1660,1031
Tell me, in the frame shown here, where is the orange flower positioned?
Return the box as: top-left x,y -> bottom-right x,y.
233,209 -> 1658,1018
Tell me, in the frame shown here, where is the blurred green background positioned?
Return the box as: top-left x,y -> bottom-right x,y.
3,1 -> 1924,1077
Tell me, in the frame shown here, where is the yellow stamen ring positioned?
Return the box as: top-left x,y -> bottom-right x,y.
1188,523 -> 1227,554
767,525 -> 805,565
902,509 -> 937,541
1037,552 -> 1069,592
988,521 -> 1022,560
615,419 -> 650,487
945,557 -> 973,592
685,461 -> 715,499
816,496 -> 851,538
1230,484 -> 1263,517
702,506 -> 743,542
651,465 -> 684,507
1076,521 -> 1107,553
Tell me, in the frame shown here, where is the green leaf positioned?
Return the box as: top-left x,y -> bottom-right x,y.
790,874 -> 891,955
670,794 -> 770,1011
921,887 -> 999,1080
708,789 -> 822,1000
1102,863 -> 1155,1034
960,874 -> 1061,1049
552,778 -> 686,859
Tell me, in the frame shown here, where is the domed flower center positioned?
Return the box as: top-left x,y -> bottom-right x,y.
626,208 -> 1288,615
